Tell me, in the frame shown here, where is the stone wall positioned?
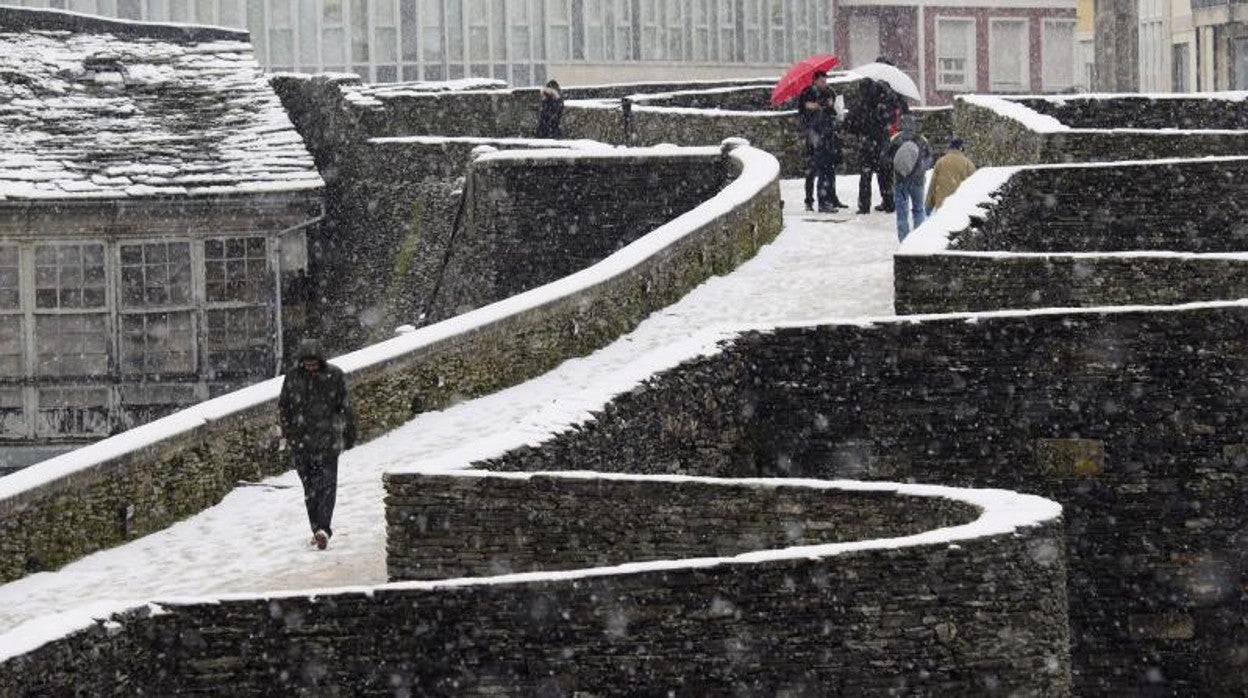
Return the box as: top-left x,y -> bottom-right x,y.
385,473 -> 981,580
894,158 -> 1248,313
2,474 -> 1070,695
428,152 -> 730,320
955,95 -> 1248,167
0,144 -> 782,586
472,302 -> 1248,696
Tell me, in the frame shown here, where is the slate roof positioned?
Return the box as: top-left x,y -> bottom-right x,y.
0,6 -> 322,202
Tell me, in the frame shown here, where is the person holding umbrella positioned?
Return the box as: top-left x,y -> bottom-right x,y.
797,71 -> 846,212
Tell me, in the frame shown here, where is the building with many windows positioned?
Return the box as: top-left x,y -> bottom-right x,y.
1095,0 -> 1245,92
4,0 -> 839,85
833,0 -> 1078,105
0,7 -> 322,469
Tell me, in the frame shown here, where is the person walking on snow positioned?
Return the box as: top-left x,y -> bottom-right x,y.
885,114 -> 933,242
279,338 -> 356,550
797,71 -> 847,212
846,78 -> 894,214
925,136 -> 975,214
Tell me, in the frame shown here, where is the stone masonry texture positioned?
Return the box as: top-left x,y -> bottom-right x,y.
1,474 -> 1070,696
894,157 -> 1248,313
476,304 -> 1248,695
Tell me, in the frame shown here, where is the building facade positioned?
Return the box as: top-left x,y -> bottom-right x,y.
832,0 -> 1078,105
1095,0 -> 1245,93
0,7 -> 322,470
5,0 -> 839,85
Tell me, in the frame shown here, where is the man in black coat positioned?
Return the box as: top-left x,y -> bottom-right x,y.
279,338 -> 357,550
797,71 -> 846,212
847,78 -> 895,214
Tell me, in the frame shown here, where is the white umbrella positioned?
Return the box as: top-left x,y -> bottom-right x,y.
848,62 -> 922,101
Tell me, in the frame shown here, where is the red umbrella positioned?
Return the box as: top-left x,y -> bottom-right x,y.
770,54 -> 840,106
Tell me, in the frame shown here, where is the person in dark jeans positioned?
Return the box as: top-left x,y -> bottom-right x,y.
279,338 -> 357,550
797,71 -> 846,212
847,78 -> 895,214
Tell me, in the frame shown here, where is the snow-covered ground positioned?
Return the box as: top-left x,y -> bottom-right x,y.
0,177 -> 901,635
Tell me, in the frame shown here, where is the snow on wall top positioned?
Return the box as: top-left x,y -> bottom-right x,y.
0,6 -> 322,202
959,92 -> 1248,134
0,471 -> 1062,663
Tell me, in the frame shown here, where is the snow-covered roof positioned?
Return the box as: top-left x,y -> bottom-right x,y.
0,6 -> 322,202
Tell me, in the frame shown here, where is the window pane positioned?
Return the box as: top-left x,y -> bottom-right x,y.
0,316 -> 22,376
205,307 -> 273,377
0,246 -> 18,310
36,386 -> 109,437
205,237 -> 269,303
34,244 -> 106,310
1043,21 -> 1075,91
120,312 -> 195,375
35,314 -> 109,376
990,20 -> 1028,91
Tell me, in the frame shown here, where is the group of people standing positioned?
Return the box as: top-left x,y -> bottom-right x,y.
796,71 -> 975,241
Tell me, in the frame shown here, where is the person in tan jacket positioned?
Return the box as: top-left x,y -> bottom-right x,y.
925,137 -> 976,214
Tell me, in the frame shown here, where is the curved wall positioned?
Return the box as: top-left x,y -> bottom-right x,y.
1,473 -> 1069,696
466,301 -> 1248,695
894,157 -> 1248,314
0,143 -> 782,586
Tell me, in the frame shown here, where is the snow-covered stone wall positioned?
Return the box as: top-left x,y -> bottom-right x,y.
956,93 -> 1248,167
467,301 -> 1248,695
0,143 -> 782,588
894,157 -> 1248,314
1,473 -> 1070,695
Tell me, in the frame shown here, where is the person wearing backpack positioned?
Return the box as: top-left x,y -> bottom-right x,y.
885,114 -> 933,241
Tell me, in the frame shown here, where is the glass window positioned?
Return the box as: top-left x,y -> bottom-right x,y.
469,0 -> 490,61
547,0 -> 571,60
34,244 -> 106,310
350,0 -> 370,63
299,0 -> 319,67
0,316 -> 21,377
120,312 -> 195,375
0,387 -> 23,437
35,314 -> 108,376
641,0 -> 660,59
401,0 -> 419,62
205,237 -> 269,304
613,0 -> 631,60
119,242 -> 191,308
0,246 -> 17,310
1235,37 -> 1248,90
691,0 -> 709,62
744,0 -> 762,63
194,0 -> 212,22
324,0 -> 342,24
1042,20 -> 1075,92
218,0 -> 241,26
936,17 -> 975,91
990,19 -> 1029,92
424,0 -> 444,64
717,0 -> 735,62
769,0 -> 784,63
206,307 -> 273,376
324,26 -> 347,65
510,0 -> 530,61
36,387 -> 109,437
585,0 -> 606,61
1173,42 -> 1191,92
666,1 -> 684,61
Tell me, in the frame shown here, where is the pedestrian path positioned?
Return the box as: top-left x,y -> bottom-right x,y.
0,177 -> 900,634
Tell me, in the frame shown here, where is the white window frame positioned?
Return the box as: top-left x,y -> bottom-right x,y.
935,16 -> 976,91
988,17 -> 1029,93
1041,18 -> 1076,92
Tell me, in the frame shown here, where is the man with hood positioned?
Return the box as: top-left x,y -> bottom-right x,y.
279,338 -> 357,550
885,114 -> 933,241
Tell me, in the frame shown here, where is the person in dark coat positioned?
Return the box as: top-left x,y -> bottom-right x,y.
797,71 -> 846,212
536,79 -> 564,139
279,338 -> 356,550
846,78 -> 895,214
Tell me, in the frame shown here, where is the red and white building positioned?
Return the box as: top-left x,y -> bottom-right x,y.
833,0 -> 1079,105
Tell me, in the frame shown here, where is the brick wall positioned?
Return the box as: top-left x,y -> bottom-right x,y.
473,302 -> 1248,695
1,474 -> 1070,695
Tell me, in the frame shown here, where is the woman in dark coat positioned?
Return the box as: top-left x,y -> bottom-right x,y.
536,79 -> 564,139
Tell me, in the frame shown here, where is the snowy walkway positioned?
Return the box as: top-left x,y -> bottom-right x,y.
0,177 -> 901,634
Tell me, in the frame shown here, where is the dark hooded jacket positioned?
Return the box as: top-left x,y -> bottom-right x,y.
279,339 -> 357,456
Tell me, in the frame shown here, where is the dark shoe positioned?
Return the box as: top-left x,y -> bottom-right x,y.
874,204 -> 892,212
856,208 -> 870,215
804,201 -> 814,212
314,530 -> 328,550
830,199 -> 849,208
818,204 -> 840,213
